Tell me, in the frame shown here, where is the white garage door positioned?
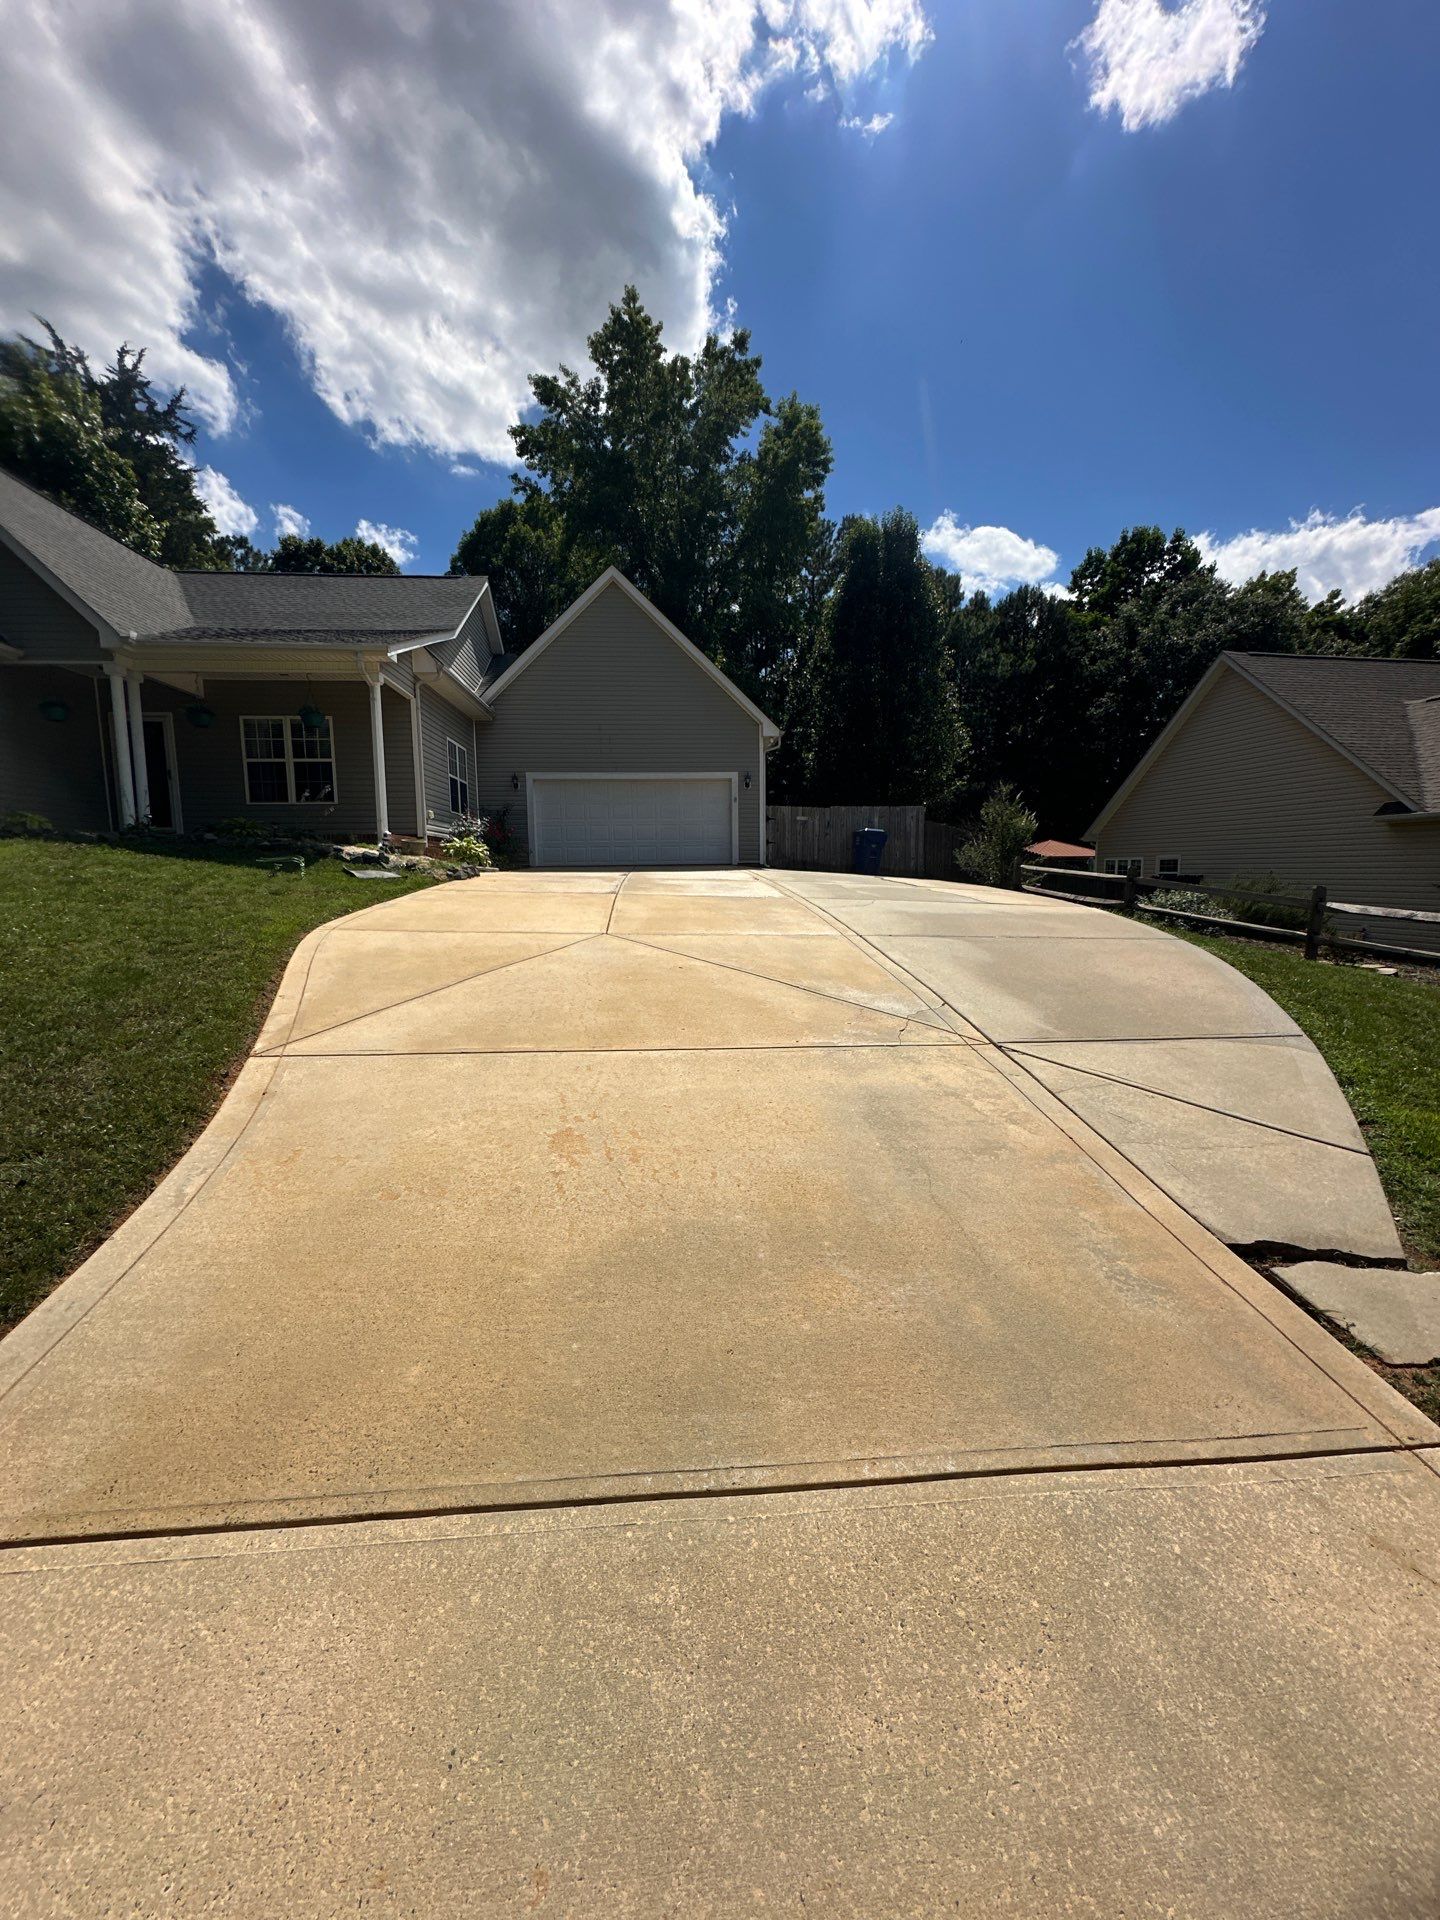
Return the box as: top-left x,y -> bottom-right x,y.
531,774 -> 736,867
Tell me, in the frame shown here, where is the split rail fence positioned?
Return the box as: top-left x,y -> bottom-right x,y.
1020,864 -> 1440,967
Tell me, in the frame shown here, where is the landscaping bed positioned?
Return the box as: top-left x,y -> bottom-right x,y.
0,836 -> 438,1332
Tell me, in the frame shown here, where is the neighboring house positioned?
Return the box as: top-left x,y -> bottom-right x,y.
1025,838 -> 1095,871
0,468 -> 778,866
1088,650 -> 1440,930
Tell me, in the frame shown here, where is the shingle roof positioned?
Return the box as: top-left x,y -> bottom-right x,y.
0,465 -> 481,645
1229,652 -> 1440,812
0,464 -> 190,636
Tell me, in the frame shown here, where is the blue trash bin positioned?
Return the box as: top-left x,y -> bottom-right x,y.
852,826 -> 887,875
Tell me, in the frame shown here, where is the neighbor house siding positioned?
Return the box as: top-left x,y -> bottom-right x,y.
0,545 -> 104,662
474,581 -> 762,862
141,678 -> 380,840
416,680 -> 479,832
1095,666 -> 1440,916
0,665 -> 111,829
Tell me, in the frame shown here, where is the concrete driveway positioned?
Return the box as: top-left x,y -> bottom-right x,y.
3,870 -> 1437,1915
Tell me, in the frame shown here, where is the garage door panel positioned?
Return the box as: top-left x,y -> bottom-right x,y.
533,776 -> 734,867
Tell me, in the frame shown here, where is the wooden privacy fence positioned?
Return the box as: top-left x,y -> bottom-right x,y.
767,804 -> 928,876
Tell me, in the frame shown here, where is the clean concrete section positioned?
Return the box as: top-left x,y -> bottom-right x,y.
2,869 -> 1436,1913
776,870 -> 1398,1257
4,1456 -> 1438,1917
1276,1261 -> 1440,1363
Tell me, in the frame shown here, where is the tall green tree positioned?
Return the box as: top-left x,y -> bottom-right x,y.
0,323 -> 227,567
1353,556 -> 1440,659
264,532 -> 400,576
0,333 -> 161,554
796,509 -> 965,804
451,287 -> 833,705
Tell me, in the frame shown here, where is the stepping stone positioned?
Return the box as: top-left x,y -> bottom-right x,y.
1274,1262 -> 1440,1364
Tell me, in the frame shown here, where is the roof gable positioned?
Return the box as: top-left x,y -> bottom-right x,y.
482,567 -> 781,738
0,464 -> 189,637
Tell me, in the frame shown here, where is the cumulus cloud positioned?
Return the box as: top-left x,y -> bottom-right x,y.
0,0 -> 930,460
449,463 -> 480,479
193,465 -> 258,538
356,518 -> 419,567
1074,0 -> 1264,131
1197,507 -> 1440,604
922,512 -> 1064,596
271,502 -> 310,540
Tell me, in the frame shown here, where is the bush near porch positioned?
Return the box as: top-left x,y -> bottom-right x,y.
0,836 -> 438,1332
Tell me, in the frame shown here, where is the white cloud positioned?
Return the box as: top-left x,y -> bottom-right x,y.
356,518 -> 419,567
1197,507 -> 1440,604
192,465 -> 258,538
922,512 -> 1064,596
449,463 -> 480,478
271,502 -> 310,540
1074,0 -> 1264,132
840,110 -> 894,137
0,0 -> 930,460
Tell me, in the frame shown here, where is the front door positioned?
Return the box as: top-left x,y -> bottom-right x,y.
141,715 -> 180,830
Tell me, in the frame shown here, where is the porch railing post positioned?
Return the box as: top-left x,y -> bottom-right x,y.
105,665 -> 136,828
368,675 -> 390,841
125,671 -> 150,824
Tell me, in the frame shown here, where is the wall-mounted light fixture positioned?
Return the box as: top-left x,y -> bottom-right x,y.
743,770 -> 751,789
510,772 -> 520,791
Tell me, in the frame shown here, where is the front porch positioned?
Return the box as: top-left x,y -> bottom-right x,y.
4,658 -> 424,844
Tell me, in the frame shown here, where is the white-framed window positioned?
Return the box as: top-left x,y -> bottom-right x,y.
1155,856 -> 1181,879
241,715 -> 337,805
447,737 -> 470,815
1103,856 -> 1142,877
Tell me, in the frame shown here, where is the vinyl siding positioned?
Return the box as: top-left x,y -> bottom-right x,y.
0,545 -> 104,662
417,680 -> 480,832
140,678 -> 382,840
0,665 -> 112,828
428,594 -> 494,698
1096,666 -> 1440,919
474,582 -> 762,863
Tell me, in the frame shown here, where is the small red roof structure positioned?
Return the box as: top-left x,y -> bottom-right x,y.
1026,838 -> 1095,862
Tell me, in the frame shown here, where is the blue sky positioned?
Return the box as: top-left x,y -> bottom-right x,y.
5,1 -> 1436,600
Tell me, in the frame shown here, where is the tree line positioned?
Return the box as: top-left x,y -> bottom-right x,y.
4,300 -> 1437,838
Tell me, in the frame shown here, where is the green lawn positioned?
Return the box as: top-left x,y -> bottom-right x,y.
0,837 -> 437,1332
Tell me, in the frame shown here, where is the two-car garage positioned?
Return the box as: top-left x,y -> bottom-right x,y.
472,569 -> 779,867
527,774 -> 738,868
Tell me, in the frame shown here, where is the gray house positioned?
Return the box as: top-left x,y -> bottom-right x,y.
1089,650 -> 1440,924
0,468 -> 778,865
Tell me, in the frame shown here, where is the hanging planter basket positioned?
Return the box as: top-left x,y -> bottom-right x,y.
185,702 -> 217,729
37,697 -> 70,723
297,702 -> 325,733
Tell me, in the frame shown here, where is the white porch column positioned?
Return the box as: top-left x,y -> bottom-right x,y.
369,676 -> 390,840
125,672 -> 151,823
105,667 -> 136,827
